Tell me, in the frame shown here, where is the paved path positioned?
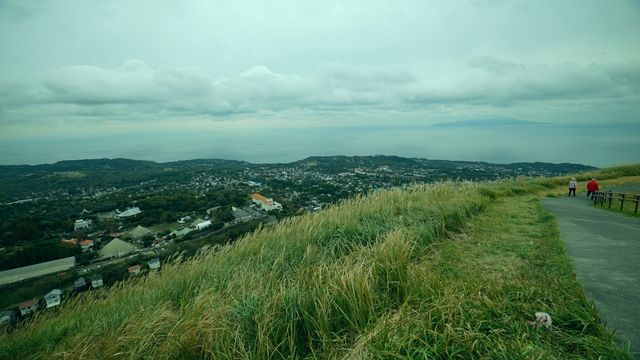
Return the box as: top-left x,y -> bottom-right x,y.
542,186 -> 640,358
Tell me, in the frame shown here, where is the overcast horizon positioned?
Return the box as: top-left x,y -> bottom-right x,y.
1,0 -> 639,166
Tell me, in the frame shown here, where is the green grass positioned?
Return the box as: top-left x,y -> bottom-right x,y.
1,165 -> 638,359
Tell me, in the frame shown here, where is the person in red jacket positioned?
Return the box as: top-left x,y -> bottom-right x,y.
587,178 -> 599,199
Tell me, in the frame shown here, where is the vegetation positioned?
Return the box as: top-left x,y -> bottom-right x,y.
1,164 -> 637,359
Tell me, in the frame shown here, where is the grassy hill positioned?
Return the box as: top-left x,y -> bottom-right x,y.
1,165 -> 639,359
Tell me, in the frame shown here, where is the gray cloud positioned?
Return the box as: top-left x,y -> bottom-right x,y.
0,57 -> 640,123
1,58 -> 639,123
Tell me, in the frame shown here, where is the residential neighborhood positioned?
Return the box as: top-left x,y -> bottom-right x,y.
0,156 -> 594,327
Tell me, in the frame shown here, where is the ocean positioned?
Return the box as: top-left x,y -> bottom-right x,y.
1,123 -> 638,167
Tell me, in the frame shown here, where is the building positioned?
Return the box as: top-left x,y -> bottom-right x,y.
177,216 -> 192,224
148,258 -> 160,270
128,225 -> 153,240
74,219 -> 92,232
79,239 -> 94,251
44,289 -> 62,308
74,277 -> 87,292
0,310 -> 16,327
0,257 -> 76,286
232,207 -> 253,223
128,265 -> 141,276
18,299 -> 37,316
195,220 -> 212,231
98,238 -> 136,259
117,207 -> 142,218
251,193 -> 283,211
91,275 -> 104,288
169,227 -> 193,238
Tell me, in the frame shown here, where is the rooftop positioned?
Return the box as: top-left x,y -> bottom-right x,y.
0,257 -> 76,286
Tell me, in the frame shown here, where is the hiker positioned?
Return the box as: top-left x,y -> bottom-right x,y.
587,178 -> 599,199
568,177 -> 577,197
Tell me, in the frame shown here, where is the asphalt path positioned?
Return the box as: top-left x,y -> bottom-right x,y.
542,185 -> 640,358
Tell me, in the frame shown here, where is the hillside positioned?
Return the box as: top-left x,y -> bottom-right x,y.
1,165 -> 638,359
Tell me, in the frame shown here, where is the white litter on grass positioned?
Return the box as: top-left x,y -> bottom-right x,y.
529,312 -> 553,329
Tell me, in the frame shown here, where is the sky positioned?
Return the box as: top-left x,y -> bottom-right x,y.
0,0 -> 639,164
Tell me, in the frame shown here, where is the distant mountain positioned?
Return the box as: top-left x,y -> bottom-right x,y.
432,117 -> 545,127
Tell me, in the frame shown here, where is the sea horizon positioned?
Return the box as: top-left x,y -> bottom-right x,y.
1,122 -> 638,168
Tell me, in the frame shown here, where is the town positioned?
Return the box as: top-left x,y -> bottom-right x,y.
0,156 -> 594,327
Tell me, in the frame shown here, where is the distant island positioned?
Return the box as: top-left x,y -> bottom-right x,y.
432,117 -> 546,127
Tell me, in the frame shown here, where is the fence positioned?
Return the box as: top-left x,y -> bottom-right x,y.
592,190 -> 640,214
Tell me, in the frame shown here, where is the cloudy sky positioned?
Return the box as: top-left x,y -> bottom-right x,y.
0,0 -> 639,163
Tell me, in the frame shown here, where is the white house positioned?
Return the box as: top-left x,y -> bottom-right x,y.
79,239 -> 94,251
18,299 -> 37,316
91,275 -> 103,288
148,258 -> 161,270
177,216 -> 192,224
74,219 -> 92,231
117,207 -> 142,218
44,289 -> 62,308
251,193 -> 283,211
195,220 -> 212,231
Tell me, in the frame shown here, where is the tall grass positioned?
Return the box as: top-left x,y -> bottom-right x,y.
0,182 -> 487,359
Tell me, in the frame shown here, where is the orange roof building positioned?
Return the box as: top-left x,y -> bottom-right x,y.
128,265 -> 141,275
251,193 -> 272,205
251,193 -> 282,211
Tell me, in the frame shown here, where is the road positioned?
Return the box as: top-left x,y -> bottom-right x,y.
542,185 -> 640,358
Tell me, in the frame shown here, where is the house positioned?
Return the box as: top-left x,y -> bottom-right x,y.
96,211 -> 118,220
251,193 -> 283,211
0,310 -> 15,327
195,220 -> 212,231
128,225 -> 153,240
128,265 -> 141,276
177,216 -> 192,224
44,289 -> 62,308
169,227 -> 193,238
79,239 -> 94,251
91,275 -> 103,288
98,238 -> 136,259
148,258 -> 160,270
74,219 -> 92,231
117,207 -> 142,218
18,299 -> 37,316
74,277 -> 87,292
232,206 -> 253,223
